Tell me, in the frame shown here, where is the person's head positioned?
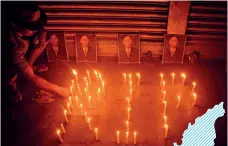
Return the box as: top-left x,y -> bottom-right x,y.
169,36 -> 179,48
50,34 -> 58,47
11,2 -> 47,37
80,35 -> 89,48
123,36 -> 132,49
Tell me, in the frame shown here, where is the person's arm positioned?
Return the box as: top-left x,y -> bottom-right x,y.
12,45 -> 70,97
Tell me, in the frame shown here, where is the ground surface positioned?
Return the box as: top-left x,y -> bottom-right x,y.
3,60 -> 227,146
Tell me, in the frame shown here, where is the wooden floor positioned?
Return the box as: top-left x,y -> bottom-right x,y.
3,60 -> 227,146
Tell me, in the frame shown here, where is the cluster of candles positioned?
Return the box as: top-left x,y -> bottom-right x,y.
160,73 -> 197,139
56,71 -> 197,143
116,73 -> 140,144
56,69 -> 105,143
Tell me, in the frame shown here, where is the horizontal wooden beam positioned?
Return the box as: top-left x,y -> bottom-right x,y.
47,19 -> 167,26
189,12 -> 226,18
188,20 -> 226,26
45,12 -> 168,19
44,26 -> 166,32
40,5 -> 169,11
191,5 -> 227,11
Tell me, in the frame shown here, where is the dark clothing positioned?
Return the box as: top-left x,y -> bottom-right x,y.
2,27 -> 47,85
119,47 -> 140,63
77,47 -> 97,62
163,47 -> 183,63
46,46 -> 68,61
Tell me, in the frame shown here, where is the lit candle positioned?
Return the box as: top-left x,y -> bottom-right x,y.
126,121 -> 129,131
164,115 -> 167,124
80,104 -> 83,115
130,89 -> 133,101
133,131 -> 137,144
97,88 -> 101,102
136,73 -> 140,85
67,102 -> 71,114
162,90 -> 166,101
192,82 -> 196,92
64,110 -> 68,123
71,80 -> 76,95
85,111 -> 88,123
70,86 -> 74,98
129,80 -> 132,89
160,73 -> 164,85
127,107 -> 131,121
125,131 -> 129,144
163,101 -> 167,115
84,88 -> 88,97
123,73 -> 126,84
126,97 -> 130,108
72,70 -> 78,84
192,93 -> 197,106
94,70 -> 99,82
171,73 -> 175,84
181,73 -> 186,85
86,82 -> 89,91
129,74 -> 132,81
161,81 -> 165,91
56,129 -> 63,143
88,117 -> 92,131
94,128 -> 99,140
88,96 -> 91,108
176,96 -> 180,108
116,130 -> 120,144
86,70 -> 91,83
75,96 -> 79,106
102,81 -> 105,95
99,73 -> 102,83
164,124 -> 168,138
77,84 -> 82,95
60,123 -> 66,134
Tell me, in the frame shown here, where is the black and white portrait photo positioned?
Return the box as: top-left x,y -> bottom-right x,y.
46,32 -> 68,62
162,34 -> 186,64
75,33 -> 97,63
118,34 -> 140,64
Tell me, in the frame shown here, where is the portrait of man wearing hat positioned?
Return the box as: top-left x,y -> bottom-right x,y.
2,2 -> 71,104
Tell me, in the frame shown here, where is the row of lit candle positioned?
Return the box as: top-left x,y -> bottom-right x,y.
160,73 -> 186,85
123,73 -> 141,86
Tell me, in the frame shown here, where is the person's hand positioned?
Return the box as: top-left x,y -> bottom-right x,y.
57,87 -> 71,98
39,40 -> 50,52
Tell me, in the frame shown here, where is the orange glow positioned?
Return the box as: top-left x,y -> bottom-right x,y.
72,70 -> 77,75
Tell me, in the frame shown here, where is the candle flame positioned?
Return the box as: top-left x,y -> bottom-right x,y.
164,124 -> 168,129
181,73 -> 186,78
88,96 -> 91,100
95,127 -> 98,132
164,115 -> 167,120
126,131 -> 129,136
192,82 -> 196,86
193,93 -> 197,98
178,96 -> 180,100
128,107 -> 130,111
123,73 -> 126,77
134,131 -> 137,135
163,81 -> 166,85
163,101 -> 167,105
171,72 -> 175,76
64,110 -> 67,115
163,90 -> 166,95
117,130 -> 120,134
80,104 -> 83,108
160,73 -> 164,77
88,117 -> 91,122
72,80 -> 74,83
136,73 -> 140,77
75,96 -> 78,100
56,129 -> 61,135
98,88 -> 101,92
67,102 -> 70,107
94,70 -> 97,75
72,70 -> 77,75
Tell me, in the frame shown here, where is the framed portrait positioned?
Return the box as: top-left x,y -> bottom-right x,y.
118,33 -> 140,64
75,33 -> 97,63
46,32 -> 69,63
162,34 -> 186,64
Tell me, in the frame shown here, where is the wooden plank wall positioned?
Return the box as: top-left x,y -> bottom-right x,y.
38,1 -> 170,61
38,1 -> 227,60
186,1 -> 227,59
